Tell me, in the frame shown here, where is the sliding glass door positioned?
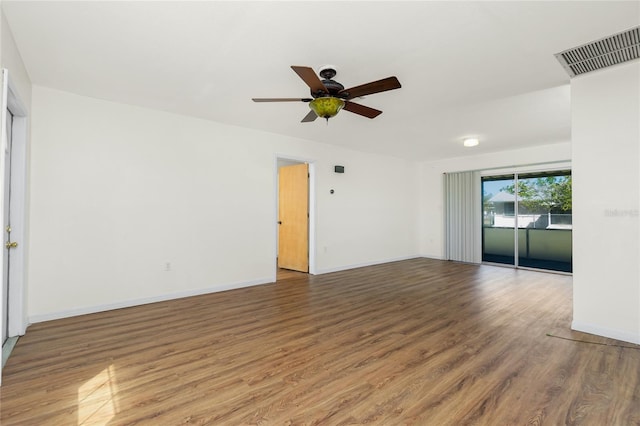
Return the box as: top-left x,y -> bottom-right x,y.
482,176 -> 516,266
482,171 -> 572,273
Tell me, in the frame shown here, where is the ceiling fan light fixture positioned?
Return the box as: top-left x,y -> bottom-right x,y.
309,97 -> 345,121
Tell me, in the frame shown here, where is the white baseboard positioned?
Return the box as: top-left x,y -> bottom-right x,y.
28,256 -> 444,323
29,277 -> 274,324
315,255 -> 420,275
419,253 -> 445,260
571,320 -> 640,345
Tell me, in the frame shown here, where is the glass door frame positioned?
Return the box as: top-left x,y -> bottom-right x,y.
481,166 -> 572,274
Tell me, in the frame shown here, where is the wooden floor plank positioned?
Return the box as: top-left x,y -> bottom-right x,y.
1,258 -> 639,425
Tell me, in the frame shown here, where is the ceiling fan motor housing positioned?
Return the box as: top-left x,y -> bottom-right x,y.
315,66 -> 347,98
318,79 -> 344,96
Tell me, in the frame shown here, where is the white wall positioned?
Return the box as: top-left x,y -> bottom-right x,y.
571,61 -> 640,345
1,13 -> 31,107
28,86 -> 419,322
419,142 -> 571,259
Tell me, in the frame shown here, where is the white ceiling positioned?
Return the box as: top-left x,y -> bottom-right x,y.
3,1 -> 639,161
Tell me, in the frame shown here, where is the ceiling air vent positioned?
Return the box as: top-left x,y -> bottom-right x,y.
555,26 -> 640,78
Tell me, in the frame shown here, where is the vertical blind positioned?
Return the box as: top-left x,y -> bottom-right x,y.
444,171 -> 482,263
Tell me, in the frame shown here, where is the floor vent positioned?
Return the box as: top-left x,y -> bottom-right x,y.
555,26 -> 639,78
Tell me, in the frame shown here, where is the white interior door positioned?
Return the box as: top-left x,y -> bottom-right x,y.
0,69 -> 28,382
6,86 -> 27,341
2,109 -> 13,346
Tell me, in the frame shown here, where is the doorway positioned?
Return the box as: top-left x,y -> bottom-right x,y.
276,157 -> 316,276
1,70 -> 28,379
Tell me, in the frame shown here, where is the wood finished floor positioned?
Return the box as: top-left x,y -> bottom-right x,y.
1,258 -> 639,425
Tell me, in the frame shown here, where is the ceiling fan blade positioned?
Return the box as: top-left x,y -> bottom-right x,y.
340,76 -> 401,100
301,109 -> 318,123
252,98 -> 312,102
291,66 -> 328,95
343,101 -> 383,119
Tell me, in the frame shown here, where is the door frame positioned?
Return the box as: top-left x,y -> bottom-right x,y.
274,155 -> 316,276
480,162 -> 572,273
1,69 -> 28,341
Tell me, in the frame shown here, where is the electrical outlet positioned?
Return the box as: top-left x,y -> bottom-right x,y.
164,262 -> 171,272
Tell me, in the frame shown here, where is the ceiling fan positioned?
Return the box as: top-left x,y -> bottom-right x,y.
252,65 -> 401,123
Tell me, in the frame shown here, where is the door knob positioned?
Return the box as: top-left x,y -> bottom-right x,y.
278,221 -> 282,225
5,241 -> 17,249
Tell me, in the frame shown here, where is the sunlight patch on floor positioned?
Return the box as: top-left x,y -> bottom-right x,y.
77,364 -> 119,425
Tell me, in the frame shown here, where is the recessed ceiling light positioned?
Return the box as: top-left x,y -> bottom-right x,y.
463,137 -> 479,147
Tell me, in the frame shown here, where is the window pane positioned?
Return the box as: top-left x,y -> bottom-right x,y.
482,176 -> 515,265
516,172 -> 572,272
